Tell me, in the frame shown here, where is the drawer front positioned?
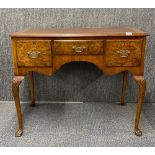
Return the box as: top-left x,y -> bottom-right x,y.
16,40 -> 52,67
105,39 -> 143,67
54,40 -> 104,55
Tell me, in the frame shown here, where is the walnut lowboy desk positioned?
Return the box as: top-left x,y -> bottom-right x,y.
11,27 -> 148,137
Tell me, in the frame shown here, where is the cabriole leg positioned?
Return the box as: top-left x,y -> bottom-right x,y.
133,76 -> 146,136
12,76 -> 24,137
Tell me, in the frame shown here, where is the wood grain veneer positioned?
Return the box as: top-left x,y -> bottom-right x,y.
11,27 -> 148,137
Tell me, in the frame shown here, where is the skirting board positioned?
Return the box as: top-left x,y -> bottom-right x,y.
0,101 -> 154,105
0,101 -> 84,104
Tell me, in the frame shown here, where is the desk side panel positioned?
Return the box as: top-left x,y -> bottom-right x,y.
12,38 -> 19,75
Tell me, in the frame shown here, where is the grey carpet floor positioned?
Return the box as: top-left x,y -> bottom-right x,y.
0,102 -> 155,147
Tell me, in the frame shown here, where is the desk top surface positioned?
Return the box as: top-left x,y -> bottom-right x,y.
11,27 -> 148,37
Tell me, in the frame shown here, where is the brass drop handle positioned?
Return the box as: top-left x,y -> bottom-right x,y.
27,51 -> 41,59
117,50 -> 130,58
72,46 -> 86,53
